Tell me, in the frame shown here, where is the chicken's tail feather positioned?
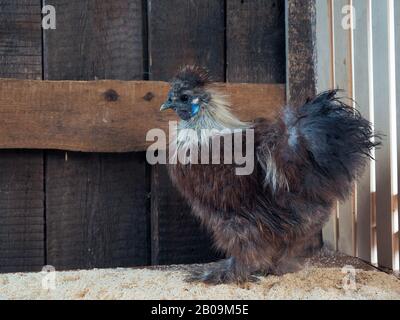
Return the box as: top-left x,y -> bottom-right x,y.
267,90 -> 380,201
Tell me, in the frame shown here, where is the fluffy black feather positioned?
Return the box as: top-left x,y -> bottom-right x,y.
280,90 -> 380,199
162,70 -> 380,285
173,65 -> 211,88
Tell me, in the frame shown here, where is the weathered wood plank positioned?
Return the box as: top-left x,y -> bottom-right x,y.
316,0 -> 334,92
0,0 -> 44,273
0,79 -> 285,152
43,0 -> 143,80
147,0 -> 225,82
353,0 -> 373,263
148,0 -> 225,265
316,0 -> 338,251
226,0 -> 286,83
0,0 -> 42,81
0,150 -> 44,272
286,0 -> 324,253
286,0 -> 316,107
43,0 -> 149,270
333,0 -> 355,257
371,0 -> 394,269
45,152 -> 148,269
395,0 -> 400,272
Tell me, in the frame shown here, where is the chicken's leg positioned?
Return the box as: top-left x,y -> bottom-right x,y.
187,257 -> 259,285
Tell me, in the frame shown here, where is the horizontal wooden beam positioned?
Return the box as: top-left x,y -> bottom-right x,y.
0,79 -> 285,152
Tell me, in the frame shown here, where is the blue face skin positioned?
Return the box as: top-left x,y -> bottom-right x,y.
190,101 -> 200,117
161,90 -> 201,121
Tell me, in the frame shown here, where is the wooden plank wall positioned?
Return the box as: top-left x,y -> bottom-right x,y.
371,0 -> 395,270
0,0 -> 45,272
317,0 -> 400,271
333,0 -> 355,257
395,0 -> 400,272
0,0 -> 288,272
353,0 -> 373,263
0,80 -> 285,152
286,0 -> 316,107
287,0 -> 325,253
317,0 -> 338,251
227,0 -> 286,84
43,0 -> 149,270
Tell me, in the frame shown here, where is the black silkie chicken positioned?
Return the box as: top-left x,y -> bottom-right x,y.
160,65 -> 378,284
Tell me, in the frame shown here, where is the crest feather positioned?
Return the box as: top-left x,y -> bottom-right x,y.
174,65 -> 211,88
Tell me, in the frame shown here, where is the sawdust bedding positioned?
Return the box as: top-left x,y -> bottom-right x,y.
1,250 -> 399,300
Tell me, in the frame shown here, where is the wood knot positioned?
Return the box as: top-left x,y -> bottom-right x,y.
104,89 -> 119,102
143,92 -> 155,101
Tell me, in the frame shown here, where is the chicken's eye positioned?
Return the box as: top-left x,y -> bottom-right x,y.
180,94 -> 189,102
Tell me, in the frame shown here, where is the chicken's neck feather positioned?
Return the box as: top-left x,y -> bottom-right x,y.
176,88 -> 249,146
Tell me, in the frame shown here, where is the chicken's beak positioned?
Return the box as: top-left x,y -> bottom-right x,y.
160,101 -> 173,111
